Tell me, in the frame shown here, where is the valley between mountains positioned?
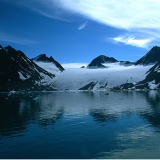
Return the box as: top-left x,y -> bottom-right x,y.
1,45 -> 160,91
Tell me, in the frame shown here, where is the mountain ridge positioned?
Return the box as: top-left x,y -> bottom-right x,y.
0,45 -> 56,91
87,55 -> 118,68
31,54 -> 64,72
0,45 -> 160,91
135,46 -> 160,65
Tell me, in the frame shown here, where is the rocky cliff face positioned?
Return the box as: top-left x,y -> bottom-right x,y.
0,45 -> 56,91
135,46 -> 160,65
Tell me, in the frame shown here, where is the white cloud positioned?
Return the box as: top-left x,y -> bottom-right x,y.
7,0 -> 160,48
52,0 -> 160,30
11,0 -> 160,30
111,35 -> 154,49
78,21 -> 88,30
51,0 -> 160,48
61,63 -> 88,68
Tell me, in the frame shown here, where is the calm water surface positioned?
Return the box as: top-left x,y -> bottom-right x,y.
0,90 -> 160,159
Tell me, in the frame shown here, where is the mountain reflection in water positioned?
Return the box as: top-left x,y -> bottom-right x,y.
0,91 -> 160,159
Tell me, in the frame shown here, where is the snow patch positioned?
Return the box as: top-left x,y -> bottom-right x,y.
149,80 -> 158,89
4,48 -> 8,53
18,72 -> 31,80
34,61 -> 60,74
11,57 -> 15,61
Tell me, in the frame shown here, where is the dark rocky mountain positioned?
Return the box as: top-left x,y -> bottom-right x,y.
135,46 -> 160,65
88,55 -> 118,68
0,45 -> 56,91
31,54 -> 64,71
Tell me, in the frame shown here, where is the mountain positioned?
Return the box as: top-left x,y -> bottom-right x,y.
31,54 -> 64,72
135,46 -> 160,65
87,55 -> 118,68
0,45 -> 56,91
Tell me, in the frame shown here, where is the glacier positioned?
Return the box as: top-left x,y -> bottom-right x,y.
51,62 -> 154,90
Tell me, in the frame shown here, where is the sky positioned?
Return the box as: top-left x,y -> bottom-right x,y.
0,0 -> 160,67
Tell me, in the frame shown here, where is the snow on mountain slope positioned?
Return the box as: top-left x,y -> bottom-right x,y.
0,45 -> 56,91
134,62 -> 160,89
51,63 -> 153,90
31,54 -> 64,72
34,61 -> 62,75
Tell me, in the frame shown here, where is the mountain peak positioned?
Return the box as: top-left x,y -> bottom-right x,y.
31,54 -> 49,62
153,45 -> 160,48
135,46 -> 160,65
32,54 -> 65,71
0,45 -> 55,91
88,55 -> 118,68
100,55 -> 107,58
40,53 -> 46,56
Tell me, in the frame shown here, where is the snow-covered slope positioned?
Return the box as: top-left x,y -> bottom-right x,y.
33,61 -> 62,75
134,62 -> 160,89
31,54 -> 64,72
0,45 -> 56,91
135,46 -> 160,65
51,63 -> 153,90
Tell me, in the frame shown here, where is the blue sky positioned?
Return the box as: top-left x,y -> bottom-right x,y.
0,0 -> 160,66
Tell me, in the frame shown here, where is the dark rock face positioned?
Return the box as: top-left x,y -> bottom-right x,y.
112,83 -> 135,90
78,82 -> 97,90
135,46 -> 160,65
88,55 -> 118,68
0,45 -> 55,91
31,54 -> 64,71
119,61 -> 135,66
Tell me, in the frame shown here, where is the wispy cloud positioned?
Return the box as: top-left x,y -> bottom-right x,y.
5,0 -> 70,21
9,0 -> 160,30
52,0 -> 160,48
111,35 -> 154,49
9,0 -> 160,29
7,0 -> 160,48
78,21 -> 88,30
0,31 -> 37,45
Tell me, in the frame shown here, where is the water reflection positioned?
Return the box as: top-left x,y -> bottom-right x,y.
90,108 -> 117,124
1,90 -> 160,158
38,108 -> 64,126
1,90 -> 160,135
0,94 -> 27,137
0,92 -> 64,137
138,90 -> 160,130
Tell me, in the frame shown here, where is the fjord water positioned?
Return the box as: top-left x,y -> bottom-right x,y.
1,91 -> 160,159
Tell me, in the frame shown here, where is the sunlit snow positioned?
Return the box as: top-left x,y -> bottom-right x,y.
18,72 -> 31,81
34,61 -> 61,75
51,63 -> 154,90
